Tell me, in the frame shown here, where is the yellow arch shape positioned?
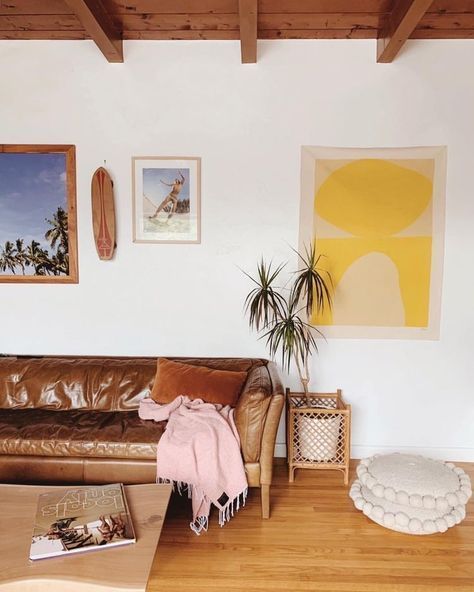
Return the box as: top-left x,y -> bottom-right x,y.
313,237 -> 432,328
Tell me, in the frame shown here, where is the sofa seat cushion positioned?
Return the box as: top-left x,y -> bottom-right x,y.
0,409 -> 163,460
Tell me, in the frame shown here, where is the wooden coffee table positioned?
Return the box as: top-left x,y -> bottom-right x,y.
0,483 -> 171,592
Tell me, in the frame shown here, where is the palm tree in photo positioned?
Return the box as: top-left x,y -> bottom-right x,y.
0,205 -> 71,277
14,238 -> 27,275
45,206 -> 69,275
0,241 -> 19,274
38,246 -> 54,275
49,250 -> 68,276
26,240 -> 48,275
56,247 -> 69,275
45,207 -> 68,253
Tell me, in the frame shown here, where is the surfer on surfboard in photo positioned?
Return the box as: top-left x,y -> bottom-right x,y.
148,171 -> 185,220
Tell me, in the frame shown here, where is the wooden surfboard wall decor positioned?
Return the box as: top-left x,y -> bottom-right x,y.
91,167 -> 116,260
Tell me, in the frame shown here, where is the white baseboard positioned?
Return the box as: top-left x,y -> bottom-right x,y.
274,443 -> 286,458
274,442 -> 474,462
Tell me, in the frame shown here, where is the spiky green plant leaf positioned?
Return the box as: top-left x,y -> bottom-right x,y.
261,298 -> 321,372
290,242 -> 332,317
243,259 -> 287,331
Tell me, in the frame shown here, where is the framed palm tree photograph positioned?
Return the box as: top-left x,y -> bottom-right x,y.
0,144 -> 78,283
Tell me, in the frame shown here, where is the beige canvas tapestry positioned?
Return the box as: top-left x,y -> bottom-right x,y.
300,146 -> 447,339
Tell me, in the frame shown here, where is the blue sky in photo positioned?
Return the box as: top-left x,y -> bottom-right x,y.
0,153 -> 67,251
143,167 -> 190,205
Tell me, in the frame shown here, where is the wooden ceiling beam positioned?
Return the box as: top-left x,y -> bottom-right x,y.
64,0 -> 123,62
377,0 -> 434,63
239,0 -> 258,63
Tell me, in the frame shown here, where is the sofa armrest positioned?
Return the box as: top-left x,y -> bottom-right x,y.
259,362 -> 284,486
234,361 -> 283,466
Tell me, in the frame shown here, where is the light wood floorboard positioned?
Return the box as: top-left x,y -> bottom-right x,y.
148,459 -> 474,592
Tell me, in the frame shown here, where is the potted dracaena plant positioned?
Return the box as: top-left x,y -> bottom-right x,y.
243,243 -> 332,406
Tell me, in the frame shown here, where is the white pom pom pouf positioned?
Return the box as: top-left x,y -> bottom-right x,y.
349,454 -> 472,535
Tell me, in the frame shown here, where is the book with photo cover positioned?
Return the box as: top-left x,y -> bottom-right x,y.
30,483 -> 136,561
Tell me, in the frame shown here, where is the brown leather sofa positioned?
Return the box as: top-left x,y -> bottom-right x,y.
0,356 -> 284,518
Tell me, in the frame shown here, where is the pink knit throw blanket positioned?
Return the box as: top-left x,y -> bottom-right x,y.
139,396 -> 248,535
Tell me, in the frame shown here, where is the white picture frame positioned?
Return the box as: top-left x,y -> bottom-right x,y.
132,156 -> 201,244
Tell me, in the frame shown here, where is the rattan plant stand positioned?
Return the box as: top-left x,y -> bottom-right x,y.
286,388 -> 351,484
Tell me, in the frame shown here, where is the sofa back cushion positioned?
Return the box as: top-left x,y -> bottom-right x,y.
0,357 -> 156,411
0,356 -> 265,412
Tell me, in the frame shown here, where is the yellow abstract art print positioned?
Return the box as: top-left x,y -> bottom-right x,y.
300,146 -> 447,339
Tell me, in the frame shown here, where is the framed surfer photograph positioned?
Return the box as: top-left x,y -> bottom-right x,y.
132,156 -> 201,244
0,144 -> 78,283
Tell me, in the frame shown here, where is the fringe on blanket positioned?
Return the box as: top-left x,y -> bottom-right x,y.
158,478 -> 248,535
190,516 -> 208,536
217,488 -> 248,528
158,478 -> 193,499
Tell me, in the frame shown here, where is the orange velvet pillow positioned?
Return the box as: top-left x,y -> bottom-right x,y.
150,358 -> 248,407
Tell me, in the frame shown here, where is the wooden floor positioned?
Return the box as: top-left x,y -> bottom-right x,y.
148,459 -> 474,592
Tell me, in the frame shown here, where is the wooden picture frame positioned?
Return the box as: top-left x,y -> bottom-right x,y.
0,144 -> 78,283
132,156 -> 201,244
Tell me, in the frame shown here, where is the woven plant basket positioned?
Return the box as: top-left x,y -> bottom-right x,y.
287,389 -> 351,484
298,415 -> 341,461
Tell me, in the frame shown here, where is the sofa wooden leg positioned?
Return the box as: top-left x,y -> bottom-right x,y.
261,484 -> 270,519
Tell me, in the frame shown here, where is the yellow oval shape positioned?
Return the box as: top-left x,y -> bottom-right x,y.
316,159 -> 432,237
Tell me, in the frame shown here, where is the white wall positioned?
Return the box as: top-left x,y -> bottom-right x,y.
1,39 -> 474,460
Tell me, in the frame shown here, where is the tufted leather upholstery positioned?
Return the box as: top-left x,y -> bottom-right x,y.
0,355 -> 284,517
